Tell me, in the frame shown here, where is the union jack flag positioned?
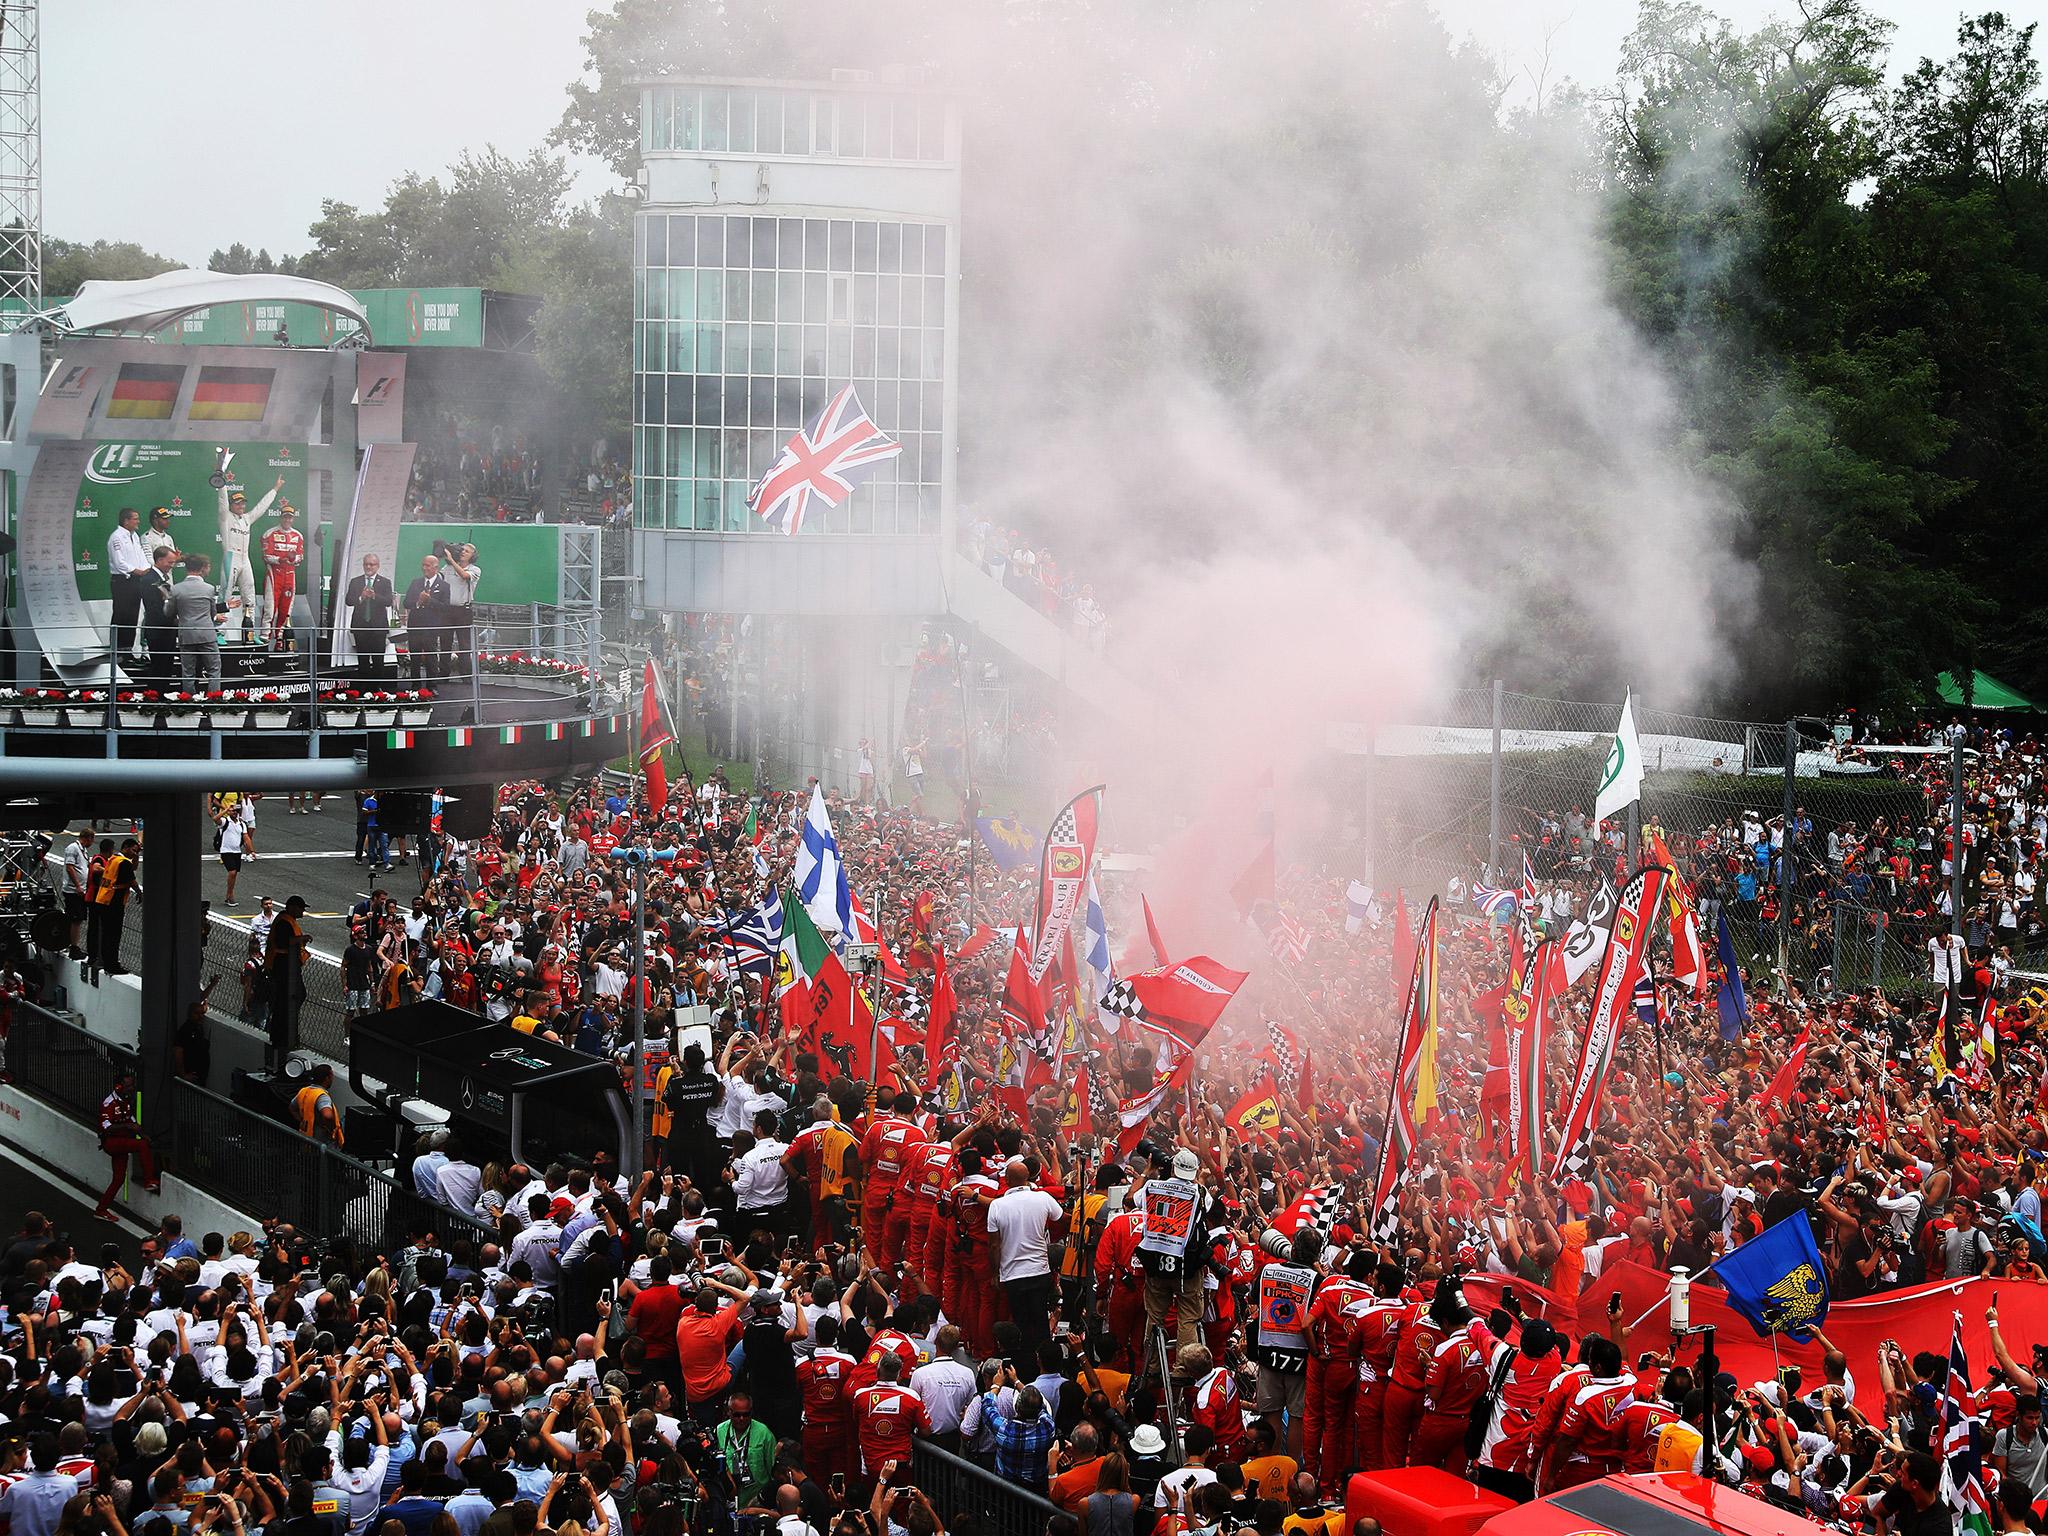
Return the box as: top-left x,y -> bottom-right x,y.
1517,850 -> 1537,908
746,384 -> 901,535
1264,910 -> 1311,963
1472,883 -> 1517,918
1943,1317 -> 1994,1536
716,889 -> 783,977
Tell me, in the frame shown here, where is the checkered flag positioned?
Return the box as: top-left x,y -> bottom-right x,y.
1100,978 -> 1145,1022
1369,1195 -> 1403,1244
1306,1184 -> 1344,1231
1084,1051 -> 1120,1127
1265,1021 -> 1302,1090
886,983 -> 929,1024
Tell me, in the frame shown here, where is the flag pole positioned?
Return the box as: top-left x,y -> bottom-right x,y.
966,796 -> 979,927
867,867 -> 888,1085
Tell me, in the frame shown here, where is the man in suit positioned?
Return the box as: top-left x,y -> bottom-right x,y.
138,544 -> 180,688
403,552 -> 448,686
172,555 -> 227,688
345,552 -> 397,683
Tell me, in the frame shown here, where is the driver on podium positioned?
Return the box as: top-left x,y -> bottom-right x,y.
262,500 -> 305,648
218,473 -> 282,640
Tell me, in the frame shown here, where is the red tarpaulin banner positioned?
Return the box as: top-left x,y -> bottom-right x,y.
1464,1259 -> 2048,1420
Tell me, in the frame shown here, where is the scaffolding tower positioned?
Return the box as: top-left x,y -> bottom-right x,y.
0,3 -> 39,308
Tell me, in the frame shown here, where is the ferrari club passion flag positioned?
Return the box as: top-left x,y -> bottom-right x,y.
1551,866 -> 1668,1178
1027,785 -> 1105,984
746,383 -> 901,535
1370,897 -> 1439,1237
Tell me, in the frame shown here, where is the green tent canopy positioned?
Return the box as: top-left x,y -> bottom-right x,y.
1936,670 -> 2038,711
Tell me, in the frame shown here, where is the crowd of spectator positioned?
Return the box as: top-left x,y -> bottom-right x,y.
22,710 -> 2048,1536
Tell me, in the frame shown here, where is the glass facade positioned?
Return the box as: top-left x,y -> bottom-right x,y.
633,210 -> 949,535
640,85 -> 949,163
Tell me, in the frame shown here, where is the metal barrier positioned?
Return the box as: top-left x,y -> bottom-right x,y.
115,906 -> 350,1061
166,1078 -> 494,1252
910,1437 -> 1061,1536
1,1000 -> 493,1250
8,1003 -> 137,1124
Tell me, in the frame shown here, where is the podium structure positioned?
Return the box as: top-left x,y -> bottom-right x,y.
0,271 -> 627,1138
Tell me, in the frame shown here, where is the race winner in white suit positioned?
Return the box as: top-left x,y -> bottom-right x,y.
217,475 -> 281,638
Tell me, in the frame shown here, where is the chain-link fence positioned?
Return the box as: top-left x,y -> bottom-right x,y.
1335,692 -> 1955,996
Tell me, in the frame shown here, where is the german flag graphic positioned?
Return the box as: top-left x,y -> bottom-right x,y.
189,366 -> 272,423
105,362 -> 184,420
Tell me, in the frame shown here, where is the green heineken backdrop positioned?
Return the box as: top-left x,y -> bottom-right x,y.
391,523 -> 562,605
51,456 -> 558,607
156,288 -> 487,349
66,442 -> 311,602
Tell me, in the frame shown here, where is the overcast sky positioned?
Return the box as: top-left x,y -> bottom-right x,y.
45,1 -> 2046,265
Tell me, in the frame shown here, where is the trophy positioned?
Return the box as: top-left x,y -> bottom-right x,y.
209,446 -> 235,490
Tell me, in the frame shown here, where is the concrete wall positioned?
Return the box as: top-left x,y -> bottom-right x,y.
0,1083 -> 259,1234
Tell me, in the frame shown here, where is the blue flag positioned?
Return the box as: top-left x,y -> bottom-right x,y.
1715,910 -> 1750,1042
1708,1211 -> 1829,1341
976,814 -> 1041,873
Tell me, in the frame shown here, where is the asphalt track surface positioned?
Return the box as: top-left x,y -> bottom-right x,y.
193,794 -> 430,935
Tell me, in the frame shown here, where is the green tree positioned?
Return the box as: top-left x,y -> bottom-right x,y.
42,237 -> 180,297
1601,0 -> 1990,714
208,242 -> 279,274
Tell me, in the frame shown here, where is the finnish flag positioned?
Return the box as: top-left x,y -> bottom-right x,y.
794,783 -> 854,938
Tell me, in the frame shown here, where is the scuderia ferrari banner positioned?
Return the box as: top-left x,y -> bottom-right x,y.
1027,785 -> 1105,985
1551,866 -> 1666,1178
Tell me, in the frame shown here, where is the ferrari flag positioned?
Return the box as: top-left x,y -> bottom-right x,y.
1370,896 -> 1439,1236
638,660 -> 671,817
1551,866 -> 1667,1177
1028,786 -> 1105,984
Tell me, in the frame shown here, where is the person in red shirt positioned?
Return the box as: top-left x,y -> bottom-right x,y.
1351,1263 -> 1412,1471
945,1147 -> 1001,1355
1180,1343 -> 1242,1459
1303,1251 -> 1374,1495
1378,1286 -> 1444,1468
846,1321 -> 922,1400
1412,1306 -> 1496,1474
851,1352 -> 930,1479
1619,1393 -> 1681,1474
1539,1337 -> 1636,1492
900,1137 -> 958,1296
1093,1202 -> 1149,1369
796,1313 -> 858,1484
1523,1345 -> 1592,1488
860,1092 -> 929,1269
260,504 -> 304,647
625,1254 -> 686,1398
673,1275 -> 752,1415
1472,1319 -> 1564,1502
